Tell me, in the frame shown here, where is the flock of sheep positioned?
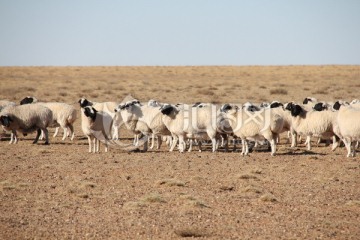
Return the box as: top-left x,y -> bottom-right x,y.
1,96 -> 360,157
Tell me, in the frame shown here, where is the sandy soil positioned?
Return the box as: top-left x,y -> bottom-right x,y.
0,66 -> 359,239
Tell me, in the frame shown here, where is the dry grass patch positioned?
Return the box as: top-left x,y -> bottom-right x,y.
345,200 -> 360,207
179,194 -> 210,208
259,193 -> 278,202
123,193 -> 166,210
242,185 -> 262,194
238,174 -> 259,180
157,178 -> 186,187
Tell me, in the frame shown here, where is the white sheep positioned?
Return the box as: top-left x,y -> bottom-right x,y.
160,103 -> 218,153
0,104 -> 52,144
115,99 -> 172,152
39,102 -> 77,140
20,97 -> 77,141
220,104 -> 284,156
336,105 -> 360,157
285,103 -> 340,151
80,106 -> 112,153
78,98 -> 121,140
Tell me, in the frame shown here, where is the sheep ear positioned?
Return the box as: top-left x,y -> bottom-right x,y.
303,98 -> 309,104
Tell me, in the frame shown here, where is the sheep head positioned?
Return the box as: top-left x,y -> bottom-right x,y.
313,102 -> 327,111
220,104 -> 238,114
0,115 -> 12,127
83,106 -> 97,121
270,101 -> 283,109
284,102 -> 303,116
160,104 -> 177,116
303,97 -> 317,105
20,96 -> 37,105
333,101 -> 341,111
78,98 -> 93,108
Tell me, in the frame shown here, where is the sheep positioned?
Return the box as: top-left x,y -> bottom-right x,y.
220,103 -> 284,156
78,98 -> 121,140
80,106 -> 112,153
20,97 -> 77,141
0,104 -> 52,144
146,99 -> 171,149
285,103 -> 340,151
160,103 -> 218,153
115,99 -> 172,152
337,105 -> 360,157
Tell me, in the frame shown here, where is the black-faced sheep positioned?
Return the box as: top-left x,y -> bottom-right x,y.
0,104 -> 52,144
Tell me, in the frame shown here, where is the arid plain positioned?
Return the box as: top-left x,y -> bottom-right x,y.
0,66 -> 360,239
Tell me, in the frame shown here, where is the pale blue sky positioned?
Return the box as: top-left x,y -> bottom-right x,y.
0,0 -> 359,66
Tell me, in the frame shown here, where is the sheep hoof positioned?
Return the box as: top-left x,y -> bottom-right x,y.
44,142 -> 50,145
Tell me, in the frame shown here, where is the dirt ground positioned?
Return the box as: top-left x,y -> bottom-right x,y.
0,66 -> 360,239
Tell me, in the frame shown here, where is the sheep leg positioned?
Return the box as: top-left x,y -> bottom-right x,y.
211,138 -> 217,152
9,131 -> 14,144
87,136 -> 92,153
178,135 -> 185,153
306,136 -> 312,151
351,141 -> 357,157
169,136 -> 177,152
316,137 -> 321,146
156,136 -> 162,150
61,127 -> 68,141
38,130 -> 44,140
133,134 -> 139,146
112,126 -> 119,140
343,138 -> 352,157
188,139 -> 193,152
68,125 -> 75,141
331,135 -> 340,151
10,130 -> 18,144
198,140 -> 202,152
290,130 -> 297,148
95,138 -> 100,153
33,129 -> 42,144
104,139 -> 109,153
223,135 -> 229,152
241,139 -> 245,156
149,133 -> 155,149
43,129 -> 49,145
143,135 -> 148,152
233,138 -> 237,152
276,134 -> 280,144
244,140 -> 249,155
53,127 -> 59,138
270,138 -> 276,156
